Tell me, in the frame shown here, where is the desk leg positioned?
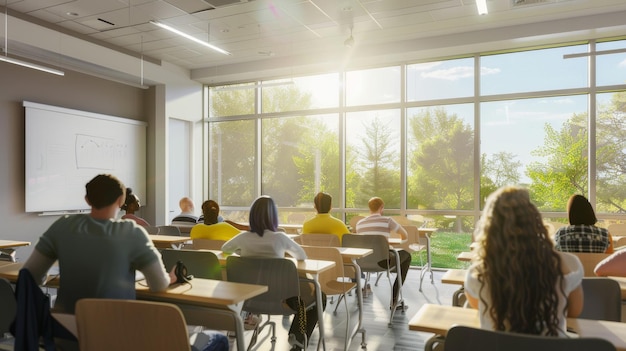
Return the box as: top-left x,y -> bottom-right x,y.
347,259 -> 367,349
419,234 -> 434,292
389,249 -> 406,327
312,274 -> 326,351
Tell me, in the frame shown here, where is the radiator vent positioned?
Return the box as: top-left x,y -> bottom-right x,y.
512,0 -> 552,7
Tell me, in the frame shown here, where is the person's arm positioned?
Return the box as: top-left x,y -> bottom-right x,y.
465,290 -> 479,309
225,219 -> 250,231
605,232 -> 615,254
566,284 -> 584,317
22,249 -> 56,285
594,249 -> 626,276
284,234 -> 307,260
141,260 -> 175,291
221,234 -> 242,254
391,220 -> 408,242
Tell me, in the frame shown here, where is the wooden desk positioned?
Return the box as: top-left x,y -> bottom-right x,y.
0,262 -> 267,351
409,304 -> 626,351
278,224 -> 303,234
0,239 -> 30,249
441,269 -> 468,307
149,235 -> 191,249
456,251 -> 474,262
137,277 -> 267,351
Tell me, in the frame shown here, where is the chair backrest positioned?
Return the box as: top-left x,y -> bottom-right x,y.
145,226 -> 160,234
157,225 -> 182,236
0,277 -> 16,335
579,277 -> 622,321
225,256 -> 300,315
192,238 -> 226,250
392,225 -> 426,254
348,216 -> 364,233
76,299 -> 191,351
342,234 -> 390,273
568,252 -> 611,277
444,325 -> 616,351
299,233 -> 340,247
161,249 -> 222,280
301,246 -> 355,296
607,223 -> 626,236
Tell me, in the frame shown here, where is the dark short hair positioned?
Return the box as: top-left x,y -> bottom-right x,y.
567,194 -> 597,225
249,196 -> 278,237
202,200 -> 220,225
85,174 -> 125,209
121,187 -> 138,211
314,192 -> 332,214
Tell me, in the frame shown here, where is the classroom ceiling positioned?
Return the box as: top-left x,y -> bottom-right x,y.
5,0 -> 626,85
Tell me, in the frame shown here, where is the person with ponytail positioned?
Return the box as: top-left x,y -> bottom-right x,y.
120,187 -> 150,227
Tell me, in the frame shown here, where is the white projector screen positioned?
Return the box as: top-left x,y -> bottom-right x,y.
24,101 -> 147,213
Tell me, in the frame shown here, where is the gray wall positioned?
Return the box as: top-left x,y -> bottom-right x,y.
0,61 -> 152,260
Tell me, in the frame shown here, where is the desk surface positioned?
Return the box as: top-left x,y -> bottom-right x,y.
149,235 -> 192,244
0,240 -> 31,249
441,269 -> 467,285
456,251 -> 474,262
336,247 -> 373,260
136,277 -> 268,307
409,304 -> 626,351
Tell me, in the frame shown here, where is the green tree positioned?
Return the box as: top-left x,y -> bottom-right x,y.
407,107 -> 474,211
480,151 -> 522,207
353,116 -> 400,208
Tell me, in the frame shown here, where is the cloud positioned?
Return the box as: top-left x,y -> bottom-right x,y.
408,62 -> 442,71
421,66 -> 474,81
619,58 -> 626,67
480,67 -> 500,76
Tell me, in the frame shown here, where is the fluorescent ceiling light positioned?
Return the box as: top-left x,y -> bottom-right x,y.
0,56 -> 65,76
476,0 -> 488,15
150,21 -> 231,56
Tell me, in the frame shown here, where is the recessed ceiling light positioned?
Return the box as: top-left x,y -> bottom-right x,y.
342,6 -> 352,12
66,12 -> 79,17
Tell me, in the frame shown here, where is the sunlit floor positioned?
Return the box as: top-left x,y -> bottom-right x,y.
233,267 -> 459,351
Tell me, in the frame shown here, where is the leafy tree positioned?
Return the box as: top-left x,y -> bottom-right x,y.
480,151 -> 522,207
527,91 -> 626,213
407,107 -> 474,211
352,116 -> 400,208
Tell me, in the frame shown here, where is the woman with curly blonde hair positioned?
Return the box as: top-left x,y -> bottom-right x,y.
465,186 -> 584,336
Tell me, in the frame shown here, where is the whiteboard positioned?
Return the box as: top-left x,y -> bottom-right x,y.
24,101 -> 147,213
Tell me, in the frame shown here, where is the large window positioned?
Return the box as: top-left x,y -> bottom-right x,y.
206,37 -> 626,231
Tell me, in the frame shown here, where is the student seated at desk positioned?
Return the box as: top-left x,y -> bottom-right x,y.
22,174 -> 228,350
171,196 -> 199,224
554,194 -> 614,254
191,200 -> 241,241
120,187 -> 150,227
222,195 -> 326,351
301,192 -> 349,243
465,186 -> 583,337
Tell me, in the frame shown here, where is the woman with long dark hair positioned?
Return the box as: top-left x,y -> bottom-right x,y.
465,186 -> 583,336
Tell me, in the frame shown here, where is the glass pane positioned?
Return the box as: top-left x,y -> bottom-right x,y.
423,215 -> 474,269
261,114 -> 340,208
407,58 -> 474,101
209,84 -> 255,117
261,74 -> 340,113
346,66 -> 401,106
406,104 -> 474,210
345,109 -> 401,208
481,45 -> 588,95
596,91 -> 626,214
481,95 -> 588,211
209,120 -> 256,206
596,40 -> 626,87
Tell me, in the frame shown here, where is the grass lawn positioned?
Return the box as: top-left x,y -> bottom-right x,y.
410,231 -> 472,269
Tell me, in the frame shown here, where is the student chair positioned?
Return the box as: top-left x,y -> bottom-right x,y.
579,277 -> 622,322
75,299 -> 192,351
161,249 -> 222,280
226,256 -> 315,351
299,233 -> 341,247
192,239 -> 227,250
157,225 -> 182,236
443,325 -> 616,351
